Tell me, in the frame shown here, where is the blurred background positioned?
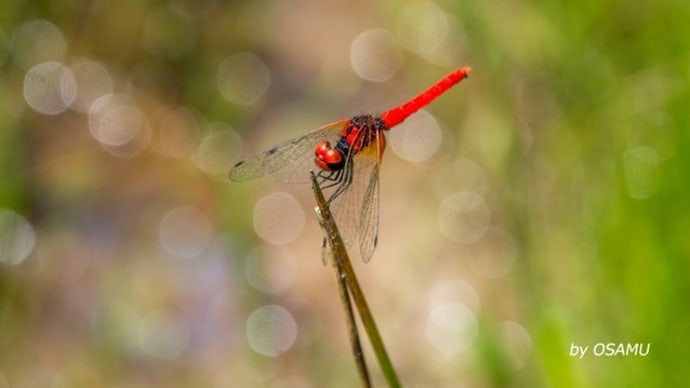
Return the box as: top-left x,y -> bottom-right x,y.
1,0 -> 688,387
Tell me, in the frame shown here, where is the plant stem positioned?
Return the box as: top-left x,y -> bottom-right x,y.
334,256 -> 371,387
311,172 -> 401,388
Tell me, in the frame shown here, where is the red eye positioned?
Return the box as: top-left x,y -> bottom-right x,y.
314,141 -> 344,171
315,140 -> 331,155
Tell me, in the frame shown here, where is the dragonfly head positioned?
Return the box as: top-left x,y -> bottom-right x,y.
315,140 -> 345,171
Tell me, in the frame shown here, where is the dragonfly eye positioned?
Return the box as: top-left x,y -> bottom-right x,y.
315,140 -> 345,171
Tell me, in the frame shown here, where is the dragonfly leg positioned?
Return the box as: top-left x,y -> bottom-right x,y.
325,158 -> 354,204
318,169 -> 344,190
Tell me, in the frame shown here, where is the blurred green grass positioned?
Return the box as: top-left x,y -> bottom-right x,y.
1,1 -> 689,387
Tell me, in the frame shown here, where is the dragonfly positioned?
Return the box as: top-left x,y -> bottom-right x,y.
230,67 -> 472,263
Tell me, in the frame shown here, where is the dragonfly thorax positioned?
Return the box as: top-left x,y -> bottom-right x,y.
345,115 -> 387,151
314,115 -> 387,172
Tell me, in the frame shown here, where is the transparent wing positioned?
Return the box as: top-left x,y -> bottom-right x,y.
328,143 -> 381,263
229,120 -> 348,183
357,165 -> 380,263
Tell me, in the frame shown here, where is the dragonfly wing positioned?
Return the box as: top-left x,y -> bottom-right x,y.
229,120 -> 347,183
357,164 -> 380,263
328,146 -> 380,262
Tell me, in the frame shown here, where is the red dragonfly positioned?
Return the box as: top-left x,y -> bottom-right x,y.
230,67 -> 472,262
